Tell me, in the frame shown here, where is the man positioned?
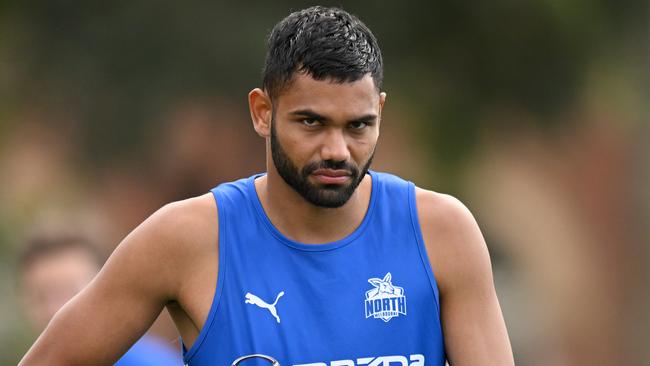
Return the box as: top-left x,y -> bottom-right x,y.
20,6 -> 514,365
16,234 -> 182,365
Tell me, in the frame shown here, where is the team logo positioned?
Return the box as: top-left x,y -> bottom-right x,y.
245,291 -> 285,323
364,273 -> 406,322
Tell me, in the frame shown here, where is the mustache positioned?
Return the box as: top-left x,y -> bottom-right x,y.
302,160 -> 359,176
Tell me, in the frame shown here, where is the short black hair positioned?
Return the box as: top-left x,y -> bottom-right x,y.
17,234 -> 106,275
262,6 -> 383,100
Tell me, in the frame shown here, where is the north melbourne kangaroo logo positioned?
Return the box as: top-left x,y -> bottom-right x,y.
245,291 -> 285,323
365,273 -> 406,322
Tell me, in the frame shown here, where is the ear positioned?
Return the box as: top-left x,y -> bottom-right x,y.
248,88 -> 273,138
383,272 -> 391,282
368,278 -> 382,286
377,91 -> 387,122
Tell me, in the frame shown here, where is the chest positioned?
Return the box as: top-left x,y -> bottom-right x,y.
205,235 -> 441,361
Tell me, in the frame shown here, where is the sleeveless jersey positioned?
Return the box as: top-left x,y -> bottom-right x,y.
182,171 -> 446,366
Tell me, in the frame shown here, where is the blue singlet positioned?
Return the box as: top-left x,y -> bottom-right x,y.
182,171 -> 446,366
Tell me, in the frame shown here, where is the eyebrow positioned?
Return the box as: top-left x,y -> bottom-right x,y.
288,109 -> 377,124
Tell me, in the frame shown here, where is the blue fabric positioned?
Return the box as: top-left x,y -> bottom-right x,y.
183,171 -> 445,366
116,335 -> 182,366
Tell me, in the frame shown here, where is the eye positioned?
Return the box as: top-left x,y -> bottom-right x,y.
349,121 -> 368,130
301,118 -> 321,127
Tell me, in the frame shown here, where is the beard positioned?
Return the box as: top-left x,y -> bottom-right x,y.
270,118 -> 374,208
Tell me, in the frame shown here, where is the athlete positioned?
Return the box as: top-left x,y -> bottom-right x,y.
19,6 -> 514,366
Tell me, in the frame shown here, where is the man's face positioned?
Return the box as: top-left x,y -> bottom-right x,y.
20,248 -> 100,331
270,73 -> 385,208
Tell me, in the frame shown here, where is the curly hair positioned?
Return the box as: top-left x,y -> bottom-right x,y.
262,6 -> 383,100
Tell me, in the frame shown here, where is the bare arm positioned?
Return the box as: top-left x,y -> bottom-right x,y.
19,195 -> 216,365
417,189 -> 514,365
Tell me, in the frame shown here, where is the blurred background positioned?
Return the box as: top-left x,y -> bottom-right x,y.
0,0 -> 647,365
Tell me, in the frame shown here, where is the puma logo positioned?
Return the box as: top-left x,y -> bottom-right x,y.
244,291 -> 285,323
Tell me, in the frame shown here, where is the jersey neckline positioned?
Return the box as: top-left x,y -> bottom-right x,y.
247,170 -> 379,252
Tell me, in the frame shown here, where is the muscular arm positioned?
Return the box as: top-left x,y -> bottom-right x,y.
416,189 -> 514,365
19,194 -> 217,366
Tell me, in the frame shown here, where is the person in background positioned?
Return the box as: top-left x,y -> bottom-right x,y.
16,233 -> 183,366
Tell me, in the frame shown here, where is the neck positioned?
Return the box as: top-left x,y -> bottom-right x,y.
254,168 -> 372,244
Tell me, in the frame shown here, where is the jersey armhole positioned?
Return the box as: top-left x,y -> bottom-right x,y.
182,188 -> 229,364
407,182 -> 442,320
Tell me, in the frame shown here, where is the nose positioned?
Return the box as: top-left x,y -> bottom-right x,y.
320,129 -> 350,162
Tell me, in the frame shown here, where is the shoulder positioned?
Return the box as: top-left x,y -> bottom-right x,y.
128,192 -> 217,254
151,193 -> 217,240
414,187 -> 476,234
414,187 -> 492,293
108,192 -> 218,299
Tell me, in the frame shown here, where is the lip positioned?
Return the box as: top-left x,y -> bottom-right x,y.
311,169 -> 351,184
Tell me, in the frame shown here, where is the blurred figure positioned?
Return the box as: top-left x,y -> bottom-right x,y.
16,234 -> 182,366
